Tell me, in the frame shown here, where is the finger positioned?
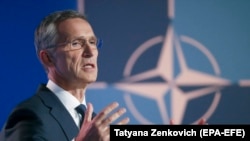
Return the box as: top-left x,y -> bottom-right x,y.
83,102 -> 94,123
103,130 -> 110,141
102,126 -> 110,135
105,134 -> 110,141
99,126 -> 110,140
95,102 -> 119,122
169,119 -> 174,125
101,108 -> 127,126
116,117 -> 130,125
102,102 -> 119,115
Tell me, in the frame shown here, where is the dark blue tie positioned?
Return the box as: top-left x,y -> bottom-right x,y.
75,104 -> 86,127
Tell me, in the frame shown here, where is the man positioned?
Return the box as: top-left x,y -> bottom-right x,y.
1,9 -> 208,141
1,10 -> 129,141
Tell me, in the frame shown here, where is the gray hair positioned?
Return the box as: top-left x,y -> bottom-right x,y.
34,10 -> 88,57
34,10 -> 88,73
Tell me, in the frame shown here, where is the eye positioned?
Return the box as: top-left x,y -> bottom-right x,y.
71,39 -> 82,48
89,38 -> 97,45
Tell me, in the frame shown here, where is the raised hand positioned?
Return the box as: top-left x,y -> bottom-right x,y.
75,102 -> 130,141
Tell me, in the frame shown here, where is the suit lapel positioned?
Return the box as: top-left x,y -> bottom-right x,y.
36,85 -> 79,141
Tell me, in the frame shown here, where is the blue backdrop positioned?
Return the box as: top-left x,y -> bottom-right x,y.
0,0 -> 250,128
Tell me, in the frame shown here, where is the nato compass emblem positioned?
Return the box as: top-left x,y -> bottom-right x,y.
111,1 -> 232,125
82,0 -> 250,124
113,22 -> 232,124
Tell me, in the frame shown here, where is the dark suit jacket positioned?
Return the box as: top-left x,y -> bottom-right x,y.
1,84 -> 85,141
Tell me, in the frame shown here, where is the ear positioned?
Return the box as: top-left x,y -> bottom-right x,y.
39,50 -> 54,66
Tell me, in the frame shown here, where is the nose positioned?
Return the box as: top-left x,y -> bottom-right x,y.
82,44 -> 94,58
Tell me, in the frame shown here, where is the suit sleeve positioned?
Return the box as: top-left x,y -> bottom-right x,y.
2,108 -> 46,141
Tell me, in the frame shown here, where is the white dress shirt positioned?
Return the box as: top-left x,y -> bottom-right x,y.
46,80 -> 87,128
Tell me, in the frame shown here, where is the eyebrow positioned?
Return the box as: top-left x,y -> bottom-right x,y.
69,36 -> 97,40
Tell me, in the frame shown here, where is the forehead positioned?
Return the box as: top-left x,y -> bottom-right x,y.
57,18 -> 95,39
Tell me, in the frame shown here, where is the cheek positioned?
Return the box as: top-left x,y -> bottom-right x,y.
94,50 -> 99,60
55,53 -> 75,69
67,55 -> 78,68
72,53 -> 84,69
96,50 -> 99,56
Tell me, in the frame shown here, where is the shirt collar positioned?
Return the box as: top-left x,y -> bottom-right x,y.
46,80 -> 87,110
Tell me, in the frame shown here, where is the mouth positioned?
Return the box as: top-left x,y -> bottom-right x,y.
83,63 -> 95,69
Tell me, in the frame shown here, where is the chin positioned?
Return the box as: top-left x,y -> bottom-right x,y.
88,80 -> 96,83
86,81 -> 96,86
87,77 -> 97,83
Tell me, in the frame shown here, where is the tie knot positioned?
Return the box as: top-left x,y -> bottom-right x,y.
75,104 -> 86,116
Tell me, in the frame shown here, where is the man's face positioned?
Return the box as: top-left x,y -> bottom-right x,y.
49,18 -> 98,87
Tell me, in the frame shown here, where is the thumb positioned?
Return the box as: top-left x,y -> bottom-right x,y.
169,119 -> 174,125
77,103 -> 94,141
83,102 -> 94,124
